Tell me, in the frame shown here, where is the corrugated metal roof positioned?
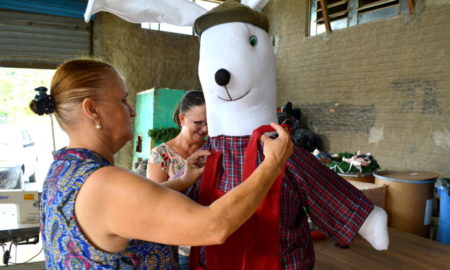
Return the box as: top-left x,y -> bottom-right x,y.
0,0 -> 88,19
0,9 -> 91,69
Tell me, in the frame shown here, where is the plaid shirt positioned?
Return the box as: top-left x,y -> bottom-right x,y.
189,135 -> 374,270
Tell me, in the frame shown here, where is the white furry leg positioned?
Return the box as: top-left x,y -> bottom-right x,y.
358,205 -> 389,250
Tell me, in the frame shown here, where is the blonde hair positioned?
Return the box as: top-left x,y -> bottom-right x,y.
30,58 -> 118,129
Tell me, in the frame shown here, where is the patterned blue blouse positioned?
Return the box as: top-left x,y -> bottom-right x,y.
41,148 -> 179,269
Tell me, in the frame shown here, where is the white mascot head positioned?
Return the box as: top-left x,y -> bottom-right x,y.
195,0 -> 277,137
84,0 -> 274,136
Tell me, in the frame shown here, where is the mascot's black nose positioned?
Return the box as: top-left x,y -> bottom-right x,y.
215,68 -> 230,86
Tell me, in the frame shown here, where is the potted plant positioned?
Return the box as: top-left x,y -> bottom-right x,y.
148,127 -> 180,146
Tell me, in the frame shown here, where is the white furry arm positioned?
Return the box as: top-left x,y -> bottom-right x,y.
358,205 -> 389,250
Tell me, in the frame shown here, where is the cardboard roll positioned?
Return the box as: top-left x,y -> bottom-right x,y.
374,171 -> 439,238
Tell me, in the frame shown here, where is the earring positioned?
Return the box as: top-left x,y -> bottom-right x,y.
95,120 -> 102,130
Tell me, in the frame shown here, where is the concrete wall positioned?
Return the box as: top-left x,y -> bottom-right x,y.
92,13 -> 201,169
265,0 -> 450,177
91,1 -> 450,177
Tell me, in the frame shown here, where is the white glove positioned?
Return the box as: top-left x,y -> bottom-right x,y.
358,205 -> 389,250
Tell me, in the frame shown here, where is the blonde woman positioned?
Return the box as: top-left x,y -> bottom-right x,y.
31,58 -> 293,269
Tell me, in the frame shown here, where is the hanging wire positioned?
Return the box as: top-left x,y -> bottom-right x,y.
2,240 -> 43,266
50,115 -> 56,151
1,242 -> 14,266
21,245 -> 44,264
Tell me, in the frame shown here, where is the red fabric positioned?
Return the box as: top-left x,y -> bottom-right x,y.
310,231 -> 326,241
187,127 -> 374,269
188,150 -> 222,270
190,125 -> 285,270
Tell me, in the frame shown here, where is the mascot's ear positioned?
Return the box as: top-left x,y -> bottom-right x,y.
84,0 -> 207,26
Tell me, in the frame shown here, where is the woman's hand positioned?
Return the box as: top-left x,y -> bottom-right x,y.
261,123 -> 294,168
181,150 -> 211,185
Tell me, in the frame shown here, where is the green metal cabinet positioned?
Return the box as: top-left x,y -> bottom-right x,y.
132,88 -> 186,168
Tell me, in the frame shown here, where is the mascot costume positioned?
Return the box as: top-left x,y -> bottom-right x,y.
85,1 -> 389,269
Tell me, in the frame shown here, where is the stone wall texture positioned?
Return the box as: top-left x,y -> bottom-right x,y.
93,0 -> 450,178
265,0 -> 450,177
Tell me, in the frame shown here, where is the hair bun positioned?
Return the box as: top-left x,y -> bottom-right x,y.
33,86 -> 55,115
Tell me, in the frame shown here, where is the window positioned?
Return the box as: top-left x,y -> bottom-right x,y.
141,0 -> 220,35
310,0 -> 414,36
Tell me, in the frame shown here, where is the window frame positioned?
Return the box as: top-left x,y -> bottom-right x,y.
310,0 -> 413,36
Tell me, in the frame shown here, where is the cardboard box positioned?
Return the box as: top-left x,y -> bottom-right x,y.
347,180 -> 386,209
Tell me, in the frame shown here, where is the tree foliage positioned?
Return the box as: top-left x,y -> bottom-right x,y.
0,67 -> 54,123
148,127 -> 180,143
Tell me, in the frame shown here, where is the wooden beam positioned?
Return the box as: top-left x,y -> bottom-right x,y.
317,0 -> 348,11
357,0 -> 398,12
408,0 -> 415,13
316,10 -> 348,23
319,0 -> 332,32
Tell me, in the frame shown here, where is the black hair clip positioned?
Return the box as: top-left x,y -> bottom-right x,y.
34,86 -> 55,115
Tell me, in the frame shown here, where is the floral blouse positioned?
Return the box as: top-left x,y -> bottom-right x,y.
148,143 -> 190,256
41,148 -> 179,269
148,143 -> 186,179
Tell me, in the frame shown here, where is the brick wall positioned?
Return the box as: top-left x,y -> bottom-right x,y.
266,0 -> 450,177
92,13 -> 201,169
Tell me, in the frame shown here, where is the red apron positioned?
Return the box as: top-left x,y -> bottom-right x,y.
189,125 -> 285,270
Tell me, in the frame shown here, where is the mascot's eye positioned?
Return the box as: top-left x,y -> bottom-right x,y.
249,35 -> 258,47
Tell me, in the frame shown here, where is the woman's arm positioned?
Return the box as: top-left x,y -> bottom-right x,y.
147,146 -> 170,183
148,150 -> 207,191
146,162 -> 169,183
75,123 -> 292,251
159,150 -> 209,191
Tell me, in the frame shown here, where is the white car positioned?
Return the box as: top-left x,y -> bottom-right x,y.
0,125 -> 37,189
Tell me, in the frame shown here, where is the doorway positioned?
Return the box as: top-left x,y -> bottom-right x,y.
0,67 -> 68,266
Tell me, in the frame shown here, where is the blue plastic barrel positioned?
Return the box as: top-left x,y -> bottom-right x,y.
437,178 -> 450,245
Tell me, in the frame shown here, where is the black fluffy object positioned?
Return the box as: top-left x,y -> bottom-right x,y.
278,102 -> 321,152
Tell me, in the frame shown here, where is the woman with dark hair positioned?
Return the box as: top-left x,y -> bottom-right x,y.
147,90 -> 207,183
147,90 -> 208,268
31,58 -> 293,269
